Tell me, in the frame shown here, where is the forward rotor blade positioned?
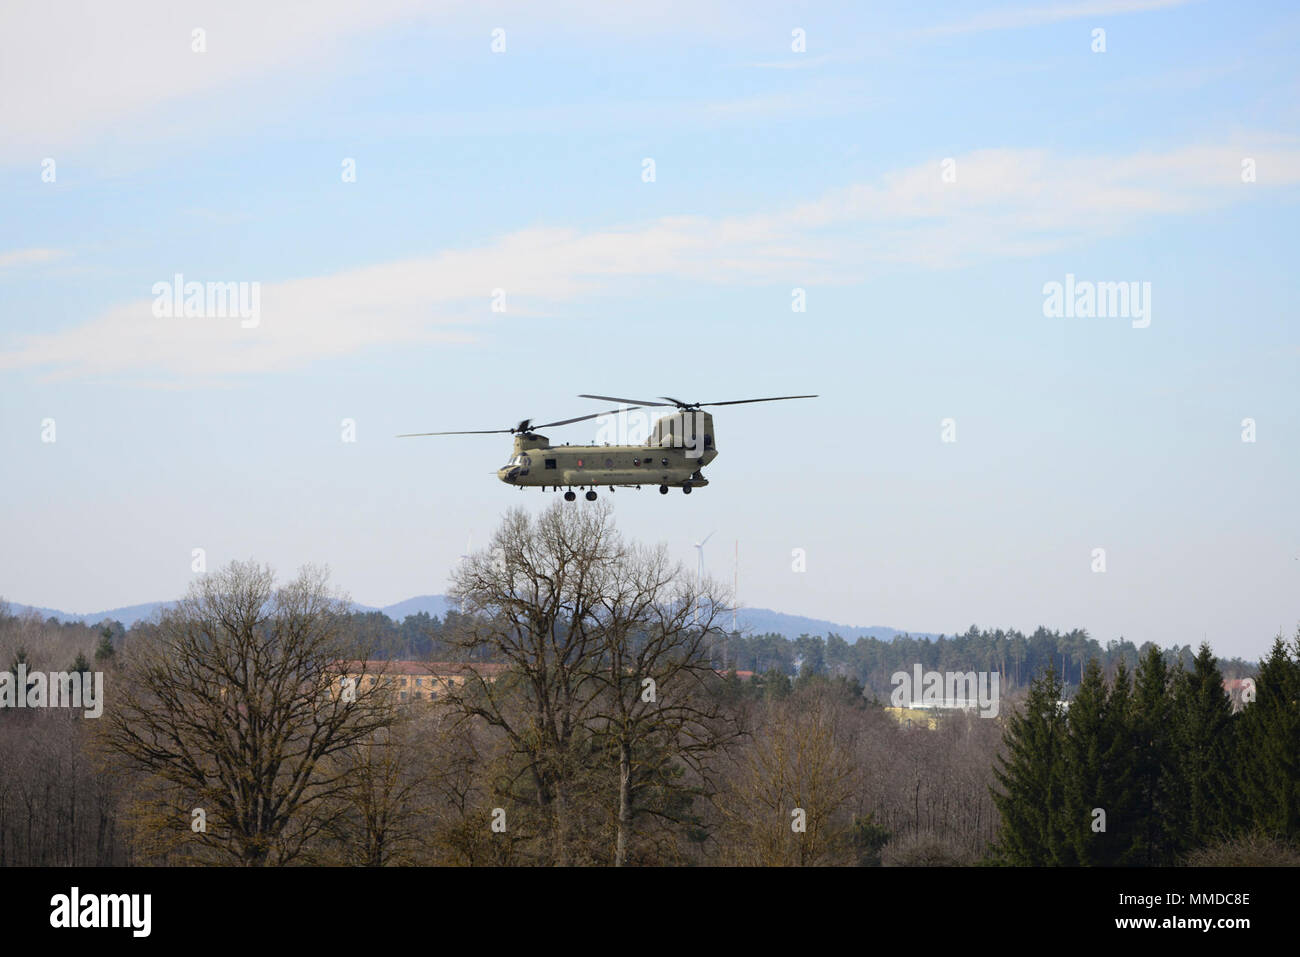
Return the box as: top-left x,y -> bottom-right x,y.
397,429 -> 512,437
577,393 -> 670,407
694,394 -> 819,407
532,407 -> 643,430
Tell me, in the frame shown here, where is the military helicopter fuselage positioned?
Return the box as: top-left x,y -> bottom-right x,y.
400,393 -> 815,500
498,410 -> 718,494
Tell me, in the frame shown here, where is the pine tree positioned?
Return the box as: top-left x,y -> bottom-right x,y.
992,663 -> 1067,864
1102,657 -> 1138,857
94,629 -> 116,665
1236,635 -> 1300,840
1171,643 -> 1237,853
1059,658 -> 1139,865
1062,658 -> 1107,864
1128,645 -> 1178,864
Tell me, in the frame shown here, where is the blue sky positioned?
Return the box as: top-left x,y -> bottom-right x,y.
2,0 -> 1297,658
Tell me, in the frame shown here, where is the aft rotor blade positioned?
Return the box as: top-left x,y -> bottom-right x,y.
577,393 -> 671,407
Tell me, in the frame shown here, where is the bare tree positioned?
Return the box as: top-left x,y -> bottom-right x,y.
105,560 -> 396,865
585,541 -> 739,865
714,685 -> 861,865
444,505 -> 615,864
445,502 -> 736,865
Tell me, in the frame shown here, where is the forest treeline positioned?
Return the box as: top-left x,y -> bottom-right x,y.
3,590 -> 1260,701
0,505 -> 1291,867
31,607 -> 1253,698
266,613 -> 1264,698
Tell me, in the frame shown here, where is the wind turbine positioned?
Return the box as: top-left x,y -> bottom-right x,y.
693,530 -> 715,588
693,531 -> 715,656
728,539 -> 737,670
456,534 -> 472,614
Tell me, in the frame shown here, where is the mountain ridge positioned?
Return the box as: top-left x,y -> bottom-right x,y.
3,595 -> 938,642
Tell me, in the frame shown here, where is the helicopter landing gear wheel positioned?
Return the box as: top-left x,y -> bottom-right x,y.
659,484 -> 669,495
564,491 -> 576,502
682,483 -> 692,494
585,490 -> 598,501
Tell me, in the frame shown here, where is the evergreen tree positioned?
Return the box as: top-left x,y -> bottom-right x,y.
1171,643 -> 1237,852
1061,658 -> 1106,864
1128,645 -> 1178,864
94,629 -> 116,665
1236,635 -> 1300,841
4,647 -> 36,701
1102,657 -> 1138,856
1062,657 -> 1140,865
992,663 -> 1067,864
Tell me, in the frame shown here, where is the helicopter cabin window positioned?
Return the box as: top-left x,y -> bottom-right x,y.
544,458 -> 556,470
604,458 -> 613,469
633,457 -> 640,467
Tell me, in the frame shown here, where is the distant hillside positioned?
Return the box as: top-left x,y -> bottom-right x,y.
368,595 -> 456,620
6,594 -> 930,642
361,596 -> 931,640
735,607 -> 938,642
7,601 -> 176,627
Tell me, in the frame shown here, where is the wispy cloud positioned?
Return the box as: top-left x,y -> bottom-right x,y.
183,208 -> 255,226
0,248 -> 66,270
0,0 -> 434,157
744,55 -> 834,70
923,0 -> 1196,37
0,222 -> 830,382
0,0 -> 777,160
4,139 -> 1296,381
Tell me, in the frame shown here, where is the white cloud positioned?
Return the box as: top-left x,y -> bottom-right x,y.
779,142 -> 1300,266
0,1 -> 441,156
4,140 -> 1296,380
924,0 -> 1196,37
0,248 -> 66,269
744,55 -> 834,70
0,220 -> 834,381
0,0 -> 760,159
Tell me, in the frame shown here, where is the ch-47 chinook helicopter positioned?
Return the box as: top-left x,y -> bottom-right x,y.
398,393 -> 817,501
